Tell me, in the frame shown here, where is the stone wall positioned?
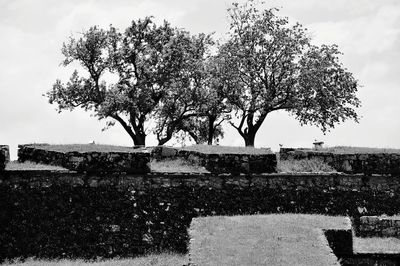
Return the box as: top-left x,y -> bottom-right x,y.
18,144 -> 150,174
280,148 -> 400,175
3,170 -> 400,262
3,170 -> 400,192
0,145 -> 10,170
357,216 -> 400,238
152,146 -> 277,174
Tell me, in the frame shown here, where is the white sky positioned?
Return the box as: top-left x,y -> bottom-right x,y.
1,0 -> 399,159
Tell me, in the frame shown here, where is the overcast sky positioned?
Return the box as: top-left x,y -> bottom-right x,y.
1,0 -> 399,159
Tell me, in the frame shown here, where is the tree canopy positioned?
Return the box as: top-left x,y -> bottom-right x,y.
47,1 -> 361,147
47,17 -> 212,146
216,0 -> 360,146
177,55 -> 232,145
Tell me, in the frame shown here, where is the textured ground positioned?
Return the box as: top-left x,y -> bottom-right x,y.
189,214 -> 350,266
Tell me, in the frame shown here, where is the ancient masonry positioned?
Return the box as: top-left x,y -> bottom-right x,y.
280,148 -> 400,175
2,144 -> 400,263
151,146 -> 277,174
17,144 -> 150,173
357,216 -> 400,238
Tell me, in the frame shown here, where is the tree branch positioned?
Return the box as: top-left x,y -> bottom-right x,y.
111,114 -> 137,141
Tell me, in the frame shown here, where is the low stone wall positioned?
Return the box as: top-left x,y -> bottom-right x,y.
152,146 -> 277,174
357,216 -> 400,238
18,144 -> 150,173
280,148 -> 400,175
0,145 -> 10,170
178,150 -> 276,174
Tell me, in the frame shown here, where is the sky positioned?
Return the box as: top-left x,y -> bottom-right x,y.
0,0 -> 399,159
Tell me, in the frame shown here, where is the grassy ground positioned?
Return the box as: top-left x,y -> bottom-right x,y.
3,253 -> 187,266
24,144 -> 400,154
26,144 -> 144,153
190,214 -> 350,266
306,146 -> 400,154
180,144 -> 272,154
6,158 -> 207,173
5,161 -> 68,171
9,154 -> 336,174
150,158 -> 209,173
276,158 -> 336,173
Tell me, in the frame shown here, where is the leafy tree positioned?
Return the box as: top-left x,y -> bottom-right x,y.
153,33 -> 216,145
177,56 -> 232,145
47,18 -> 203,146
178,118 -> 224,145
219,1 -> 361,146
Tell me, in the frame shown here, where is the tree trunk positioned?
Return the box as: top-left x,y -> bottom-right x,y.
240,126 -> 258,147
157,126 -> 174,146
244,131 -> 256,147
158,138 -> 169,146
207,116 -> 216,145
187,131 -> 199,144
132,133 -> 146,146
230,110 -> 268,147
112,114 -> 146,147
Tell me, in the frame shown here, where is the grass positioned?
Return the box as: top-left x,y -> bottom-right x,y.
5,161 -> 68,171
277,158 -> 336,173
298,146 -> 400,154
180,144 -> 272,155
3,253 -> 188,266
26,144 -> 146,153
190,214 -> 350,266
150,158 -> 209,173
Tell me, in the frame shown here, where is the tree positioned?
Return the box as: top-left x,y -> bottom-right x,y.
47,18 -> 202,146
178,117 -> 225,145
153,33 -> 216,145
181,56 -> 232,145
177,56 -> 231,145
219,1 -> 361,146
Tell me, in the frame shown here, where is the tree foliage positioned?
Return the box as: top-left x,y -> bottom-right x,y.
47,18 -> 210,146
218,0 -> 360,146
177,56 -> 232,145
153,33 -> 216,145
47,1 -> 361,147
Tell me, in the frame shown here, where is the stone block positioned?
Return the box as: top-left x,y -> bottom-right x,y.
358,216 -> 400,238
158,146 -> 179,157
